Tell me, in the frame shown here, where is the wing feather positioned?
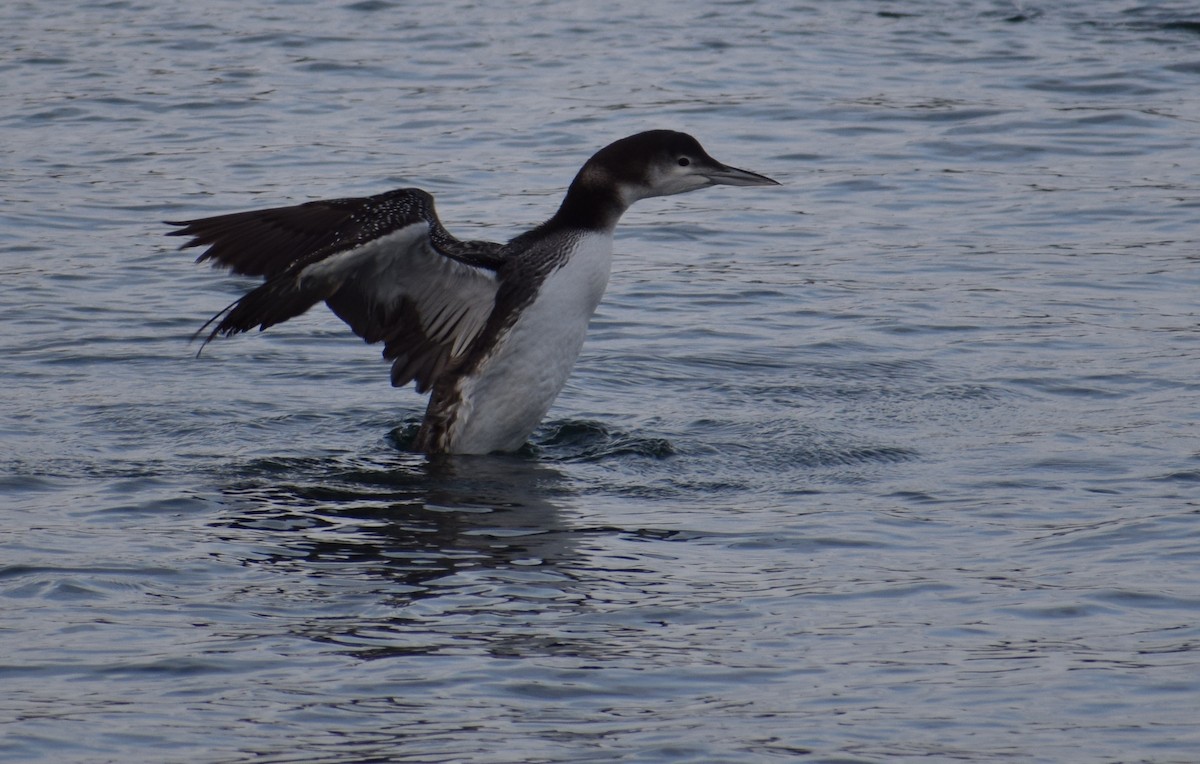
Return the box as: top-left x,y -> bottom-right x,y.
168,188 -> 505,392
321,226 -> 501,392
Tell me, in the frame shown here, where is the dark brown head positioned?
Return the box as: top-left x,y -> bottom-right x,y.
552,130 -> 779,231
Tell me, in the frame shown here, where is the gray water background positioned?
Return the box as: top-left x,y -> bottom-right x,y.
2,0 -> 1199,761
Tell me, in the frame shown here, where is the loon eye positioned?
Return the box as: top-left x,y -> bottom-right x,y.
678,156 -> 691,167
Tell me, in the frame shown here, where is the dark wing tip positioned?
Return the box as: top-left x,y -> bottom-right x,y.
164,220 -> 196,237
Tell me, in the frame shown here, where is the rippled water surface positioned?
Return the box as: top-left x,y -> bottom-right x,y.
3,1 -> 1200,762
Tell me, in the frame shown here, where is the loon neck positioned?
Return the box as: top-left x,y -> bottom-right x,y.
540,166 -> 633,234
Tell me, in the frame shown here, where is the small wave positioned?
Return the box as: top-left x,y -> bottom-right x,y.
791,443 -> 919,467
381,418 -> 675,462
532,420 -> 675,462
384,419 -> 425,453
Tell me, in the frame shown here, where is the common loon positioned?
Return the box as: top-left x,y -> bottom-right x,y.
167,130 -> 778,454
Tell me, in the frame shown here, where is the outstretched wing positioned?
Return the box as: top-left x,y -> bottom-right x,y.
167,188 -> 506,392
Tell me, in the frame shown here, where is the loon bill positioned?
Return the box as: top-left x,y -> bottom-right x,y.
166,130 -> 779,455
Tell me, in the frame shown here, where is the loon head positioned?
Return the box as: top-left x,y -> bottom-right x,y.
582,129 -> 779,205
549,130 -> 779,232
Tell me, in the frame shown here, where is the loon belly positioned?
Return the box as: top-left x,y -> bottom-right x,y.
426,231 -> 614,454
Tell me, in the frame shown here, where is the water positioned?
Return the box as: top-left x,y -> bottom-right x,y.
3,0 -> 1199,761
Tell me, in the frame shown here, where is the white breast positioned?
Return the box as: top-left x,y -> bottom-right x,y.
447,231 -> 614,454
